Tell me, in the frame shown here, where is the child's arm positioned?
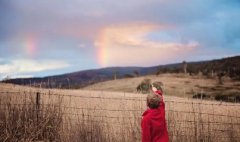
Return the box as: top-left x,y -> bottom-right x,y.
151,84 -> 164,104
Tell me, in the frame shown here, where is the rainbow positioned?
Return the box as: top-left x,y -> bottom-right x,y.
24,36 -> 37,57
97,30 -> 108,67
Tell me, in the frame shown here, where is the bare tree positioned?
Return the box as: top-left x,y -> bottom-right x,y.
113,71 -> 118,80
133,70 -> 139,77
183,61 -> 188,74
217,72 -> 225,84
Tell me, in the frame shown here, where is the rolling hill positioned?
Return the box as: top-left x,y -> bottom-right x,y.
1,55 -> 240,89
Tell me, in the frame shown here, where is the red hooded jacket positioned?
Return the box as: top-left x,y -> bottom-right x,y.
141,91 -> 169,142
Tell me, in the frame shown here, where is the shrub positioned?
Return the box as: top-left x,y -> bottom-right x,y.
136,78 -> 151,93
152,81 -> 163,92
137,79 -> 164,94
214,91 -> 240,102
192,93 -> 210,99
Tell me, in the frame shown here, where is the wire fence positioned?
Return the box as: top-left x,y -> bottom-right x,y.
1,90 -> 240,141
1,91 -> 240,121
1,90 -> 240,105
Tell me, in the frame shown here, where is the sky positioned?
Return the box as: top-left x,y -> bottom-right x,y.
0,0 -> 240,79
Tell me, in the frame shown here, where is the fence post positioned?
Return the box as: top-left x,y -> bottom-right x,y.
36,92 -> 40,123
36,92 -> 40,109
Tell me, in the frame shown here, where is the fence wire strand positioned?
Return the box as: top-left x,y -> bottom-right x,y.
1,91 -> 240,141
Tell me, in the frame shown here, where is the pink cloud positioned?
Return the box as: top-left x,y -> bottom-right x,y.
95,23 -> 199,66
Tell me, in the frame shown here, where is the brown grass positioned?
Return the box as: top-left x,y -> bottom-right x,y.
83,74 -> 240,98
0,99 -> 62,141
0,82 -> 240,142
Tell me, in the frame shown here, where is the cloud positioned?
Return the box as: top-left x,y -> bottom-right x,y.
96,23 -> 199,66
0,0 -> 240,72
79,43 -> 86,48
0,59 -> 70,75
1,74 -> 34,80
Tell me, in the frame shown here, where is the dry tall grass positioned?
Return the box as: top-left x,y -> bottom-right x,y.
0,83 -> 240,142
0,99 -> 62,141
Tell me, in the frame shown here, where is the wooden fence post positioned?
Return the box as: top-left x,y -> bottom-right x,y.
36,92 -> 40,109
36,92 -> 40,123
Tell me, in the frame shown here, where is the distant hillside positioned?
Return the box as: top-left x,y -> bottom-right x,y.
163,56 -> 240,80
1,67 -> 157,88
2,56 -> 240,88
157,56 -> 240,76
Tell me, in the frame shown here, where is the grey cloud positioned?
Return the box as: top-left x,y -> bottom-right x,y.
1,0 -> 238,37
0,0 -> 240,61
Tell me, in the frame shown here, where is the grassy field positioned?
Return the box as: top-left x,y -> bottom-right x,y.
0,74 -> 240,142
84,74 -> 240,99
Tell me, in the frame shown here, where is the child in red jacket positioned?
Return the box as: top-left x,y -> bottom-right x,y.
141,85 -> 169,142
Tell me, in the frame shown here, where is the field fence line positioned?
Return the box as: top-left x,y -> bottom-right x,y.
0,103 -> 239,119
1,90 -> 240,141
1,91 -> 240,119
1,91 -> 240,121
1,91 -> 240,107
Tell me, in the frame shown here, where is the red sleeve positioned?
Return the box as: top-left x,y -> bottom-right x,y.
155,90 -> 162,96
141,116 -> 151,142
154,90 -> 164,102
